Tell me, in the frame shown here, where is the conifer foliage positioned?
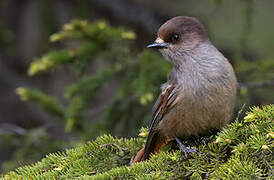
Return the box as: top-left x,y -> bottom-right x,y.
3,105 -> 273,179
8,19 -> 274,178
16,19 -> 170,134
2,19 -> 170,172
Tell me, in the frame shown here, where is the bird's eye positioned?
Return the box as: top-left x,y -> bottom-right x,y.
171,34 -> 180,43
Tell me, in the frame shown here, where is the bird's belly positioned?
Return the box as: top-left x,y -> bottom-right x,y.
157,93 -> 234,139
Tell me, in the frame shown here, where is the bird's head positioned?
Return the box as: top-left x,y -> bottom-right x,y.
147,16 -> 208,62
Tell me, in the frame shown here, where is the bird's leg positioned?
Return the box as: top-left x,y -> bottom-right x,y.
174,136 -> 197,158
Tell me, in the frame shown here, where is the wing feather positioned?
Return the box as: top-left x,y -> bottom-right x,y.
149,84 -> 177,130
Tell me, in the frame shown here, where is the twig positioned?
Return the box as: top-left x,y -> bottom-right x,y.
236,103 -> 246,121
238,80 -> 274,89
0,123 -> 27,136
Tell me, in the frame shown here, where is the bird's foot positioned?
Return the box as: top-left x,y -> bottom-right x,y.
174,136 -> 197,159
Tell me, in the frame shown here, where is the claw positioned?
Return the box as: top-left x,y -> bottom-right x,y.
174,136 -> 197,158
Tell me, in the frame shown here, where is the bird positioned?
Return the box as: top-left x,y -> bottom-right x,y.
133,16 -> 237,163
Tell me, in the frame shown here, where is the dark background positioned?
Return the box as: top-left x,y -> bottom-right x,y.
0,0 -> 273,173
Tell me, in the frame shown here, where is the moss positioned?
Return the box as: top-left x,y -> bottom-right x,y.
2,105 -> 273,179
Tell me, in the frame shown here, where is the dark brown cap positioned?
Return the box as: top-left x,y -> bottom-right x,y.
157,16 -> 208,43
147,16 -> 208,50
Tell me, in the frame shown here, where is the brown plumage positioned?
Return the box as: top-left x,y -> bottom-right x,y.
133,16 -> 237,163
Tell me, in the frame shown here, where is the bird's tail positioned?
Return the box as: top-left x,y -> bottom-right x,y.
132,130 -> 165,163
132,130 -> 159,163
141,130 -> 161,161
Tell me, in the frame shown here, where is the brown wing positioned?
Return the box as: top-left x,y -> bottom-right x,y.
149,84 -> 177,130
139,84 -> 177,161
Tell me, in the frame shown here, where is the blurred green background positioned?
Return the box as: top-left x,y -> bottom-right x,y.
0,0 -> 273,173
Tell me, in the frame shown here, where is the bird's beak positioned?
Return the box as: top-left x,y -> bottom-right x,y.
147,38 -> 169,49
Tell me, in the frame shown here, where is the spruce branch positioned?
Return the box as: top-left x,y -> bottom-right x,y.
16,87 -> 65,119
